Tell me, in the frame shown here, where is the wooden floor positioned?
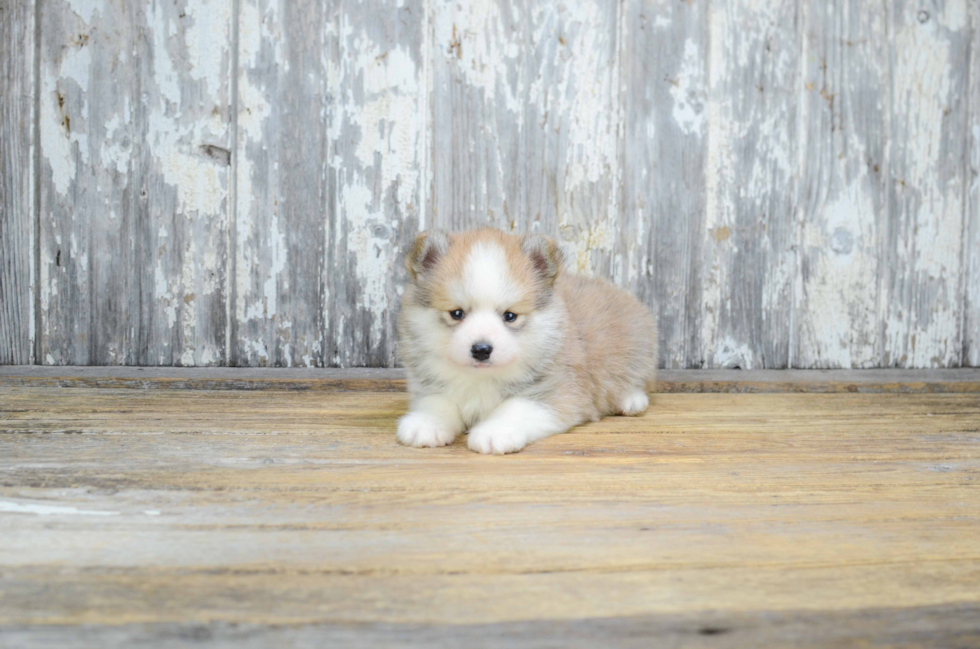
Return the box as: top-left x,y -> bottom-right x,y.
1,370 -> 979,648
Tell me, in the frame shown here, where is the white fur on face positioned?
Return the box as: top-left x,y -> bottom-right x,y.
458,243 -> 521,308
445,243 -> 522,370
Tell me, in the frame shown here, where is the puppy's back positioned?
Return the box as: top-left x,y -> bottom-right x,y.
557,274 -> 657,414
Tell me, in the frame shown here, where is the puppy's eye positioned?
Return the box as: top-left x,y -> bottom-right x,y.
449,309 -> 465,321
503,311 -> 518,323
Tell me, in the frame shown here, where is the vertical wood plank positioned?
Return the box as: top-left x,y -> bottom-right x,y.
141,0 -> 233,365
38,0 -> 139,364
963,0 -> 979,367
429,0 -> 526,232
38,0 -> 232,365
523,0 -> 623,281
794,1 -> 888,368
882,0 -> 970,367
0,0 -> 36,364
325,0 -> 427,367
701,0 -> 800,369
621,0 -> 707,368
234,0 -> 328,366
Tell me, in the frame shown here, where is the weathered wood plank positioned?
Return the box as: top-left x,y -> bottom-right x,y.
621,0 -> 707,368
701,0 -> 800,369
138,0 -> 233,366
429,0 -> 526,232
2,367 -> 980,393
38,0 -> 232,366
3,605 -> 979,649
794,0 -> 888,368
524,0 -> 623,281
965,0 -> 980,368
37,0 -> 139,364
233,0 -> 328,366
0,389 -> 979,637
325,0 -> 426,367
882,1 -> 970,367
0,0 -> 35,365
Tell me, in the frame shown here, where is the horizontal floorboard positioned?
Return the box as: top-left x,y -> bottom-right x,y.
1,383 -> 979,647
1,367 -> 979,393
2,604 -> 980,649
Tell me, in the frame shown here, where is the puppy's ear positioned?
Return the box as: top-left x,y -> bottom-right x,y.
522,234 -> 562,285
406,230 -> 450,281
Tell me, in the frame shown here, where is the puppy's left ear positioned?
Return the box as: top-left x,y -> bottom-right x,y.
522,234 -> 562,286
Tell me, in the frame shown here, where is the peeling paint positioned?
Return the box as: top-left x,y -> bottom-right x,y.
802,182 -> 879,368
884,1 -> 967,367
670,39 -> 705,136
66,0 -> 102,24
13,0 -> 976,370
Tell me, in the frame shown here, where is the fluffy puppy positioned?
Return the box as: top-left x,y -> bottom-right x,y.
396,228 -> 657,454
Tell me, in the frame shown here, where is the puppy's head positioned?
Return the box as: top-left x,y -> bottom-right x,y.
401,229 -> 563,374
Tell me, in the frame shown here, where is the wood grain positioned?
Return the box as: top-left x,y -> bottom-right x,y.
2,367 -> 980,393
0,0 -> 35,365
524,0 -> 623,282
881,1 -> 971,367
1,385 -> 979,646
621,0 -> 707,368
325,0 -> 426,368
3,0 -> 980,370
429,0 -> 525,232
701,0 -> 799,370
2,605 -> 979,648
37,0 -> 233,366
965,0 -> 980,368
233,0 -> 328,367
795,0 -> 887,369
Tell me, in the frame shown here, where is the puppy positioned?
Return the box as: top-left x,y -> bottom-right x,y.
396,228 -> 657,454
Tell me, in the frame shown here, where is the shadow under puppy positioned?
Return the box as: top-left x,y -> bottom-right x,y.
397,229 -> 657,454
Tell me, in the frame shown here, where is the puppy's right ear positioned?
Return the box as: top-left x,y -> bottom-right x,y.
522,233 -> 562,286
406,230 -> 450,281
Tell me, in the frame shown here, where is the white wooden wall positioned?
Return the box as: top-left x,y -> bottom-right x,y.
1,0 -> 978,368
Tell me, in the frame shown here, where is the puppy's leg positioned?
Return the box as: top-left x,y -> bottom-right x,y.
618,389 -> 649,416
397,395 -> 464,448
467,398 -> 569,455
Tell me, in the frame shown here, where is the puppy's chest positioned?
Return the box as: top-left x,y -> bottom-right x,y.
446,380 -> 505,428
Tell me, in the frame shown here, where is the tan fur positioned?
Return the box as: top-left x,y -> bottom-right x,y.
397,228 -> 657,453
551,274 -> 658,419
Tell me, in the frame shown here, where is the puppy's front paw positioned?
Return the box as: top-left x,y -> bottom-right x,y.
619,390 -> 649,416
397,412 -> 458,448
467,423 -> 528,455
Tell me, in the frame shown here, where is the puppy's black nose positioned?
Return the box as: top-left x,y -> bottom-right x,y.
470,342 -> 493,362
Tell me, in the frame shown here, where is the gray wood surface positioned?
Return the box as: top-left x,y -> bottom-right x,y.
622,0 -> 707,369
36,0 -> 233,366
966,0 -> 980,368
795,0 -> 887,369
882,2 -> 971,368
702,0 -> 800,370
0,0 -> 35,365
2,366 -> 979,393
3,605 -> 979,649
1,0 -> 978,368
429,0 -> 525,233
233,0 -> 328,367
326,0 -> 426,368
